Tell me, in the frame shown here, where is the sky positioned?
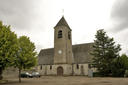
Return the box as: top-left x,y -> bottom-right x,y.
0,0 -> 128,55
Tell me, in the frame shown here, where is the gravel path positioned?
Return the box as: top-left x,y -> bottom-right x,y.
1,76 -> 128,85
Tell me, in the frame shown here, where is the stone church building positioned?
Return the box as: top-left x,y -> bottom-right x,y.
38,16 -> 94,76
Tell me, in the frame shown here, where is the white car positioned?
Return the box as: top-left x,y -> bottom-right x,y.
32,72 -> 41,78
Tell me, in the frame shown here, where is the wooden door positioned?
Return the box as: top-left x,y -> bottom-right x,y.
57,66 -> 63,76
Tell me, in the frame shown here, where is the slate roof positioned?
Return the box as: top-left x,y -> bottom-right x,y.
73,43 -> 94,64
38,43 -> 94,65
38,48 -> 54,65
55,16 -> 70,29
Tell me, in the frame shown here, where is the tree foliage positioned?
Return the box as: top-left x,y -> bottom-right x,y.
91,29 -> 121,76
0,21 -> 18,80
111,54 -> 128,77
0,21 -> 37,81
14,36 -> 37,82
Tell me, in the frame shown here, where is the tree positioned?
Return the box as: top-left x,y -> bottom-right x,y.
14,36 -> 37,83
111,54 -> 128,77
0,21 -> 18,80
91,29 -> 121,76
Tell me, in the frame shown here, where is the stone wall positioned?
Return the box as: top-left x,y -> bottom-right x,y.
3,67 -> 19,79
38,64 -> 89,76
38,65 -> 46,75
73,64 -> 88,76
3,67 -> 39,79
38,64 -> 73,76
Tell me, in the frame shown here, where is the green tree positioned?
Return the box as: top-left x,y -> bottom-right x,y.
91,29 -> 121,76
111,54 -> 128,77
0,21 -> 18,80
14,36 -> 37,83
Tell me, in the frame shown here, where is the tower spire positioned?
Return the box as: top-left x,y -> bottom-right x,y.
55,16 -> 70,29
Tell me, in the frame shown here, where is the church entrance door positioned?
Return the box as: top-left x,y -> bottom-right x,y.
57,66 -> 63,76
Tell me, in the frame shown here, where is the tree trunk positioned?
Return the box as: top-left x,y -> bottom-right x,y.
0,67 -> 3,80
19,68 -> 21,83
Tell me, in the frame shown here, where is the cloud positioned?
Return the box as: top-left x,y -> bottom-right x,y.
0,0 -> 127,55
0,0 -> 43,31
110,0 -> 128,32
0,0 -> 48,52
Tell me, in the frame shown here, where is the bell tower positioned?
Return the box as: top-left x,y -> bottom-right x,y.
54,16 -> 74,64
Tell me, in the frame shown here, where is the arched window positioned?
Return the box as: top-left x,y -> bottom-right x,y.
68,31 -> 71,39
50,65 -> 52,70
40,65 -> 42,70
76,64 -> 79,69
58,30 -> 62,38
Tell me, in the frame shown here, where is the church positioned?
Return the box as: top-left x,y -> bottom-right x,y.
38,16 -> 94,76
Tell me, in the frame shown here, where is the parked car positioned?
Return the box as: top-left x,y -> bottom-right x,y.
20,72 -> 32,78
31,72 -> 41,78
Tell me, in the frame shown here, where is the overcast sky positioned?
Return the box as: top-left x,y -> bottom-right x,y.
0,0 -> 128,55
